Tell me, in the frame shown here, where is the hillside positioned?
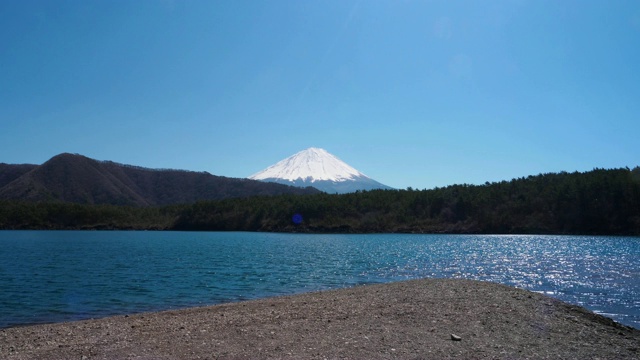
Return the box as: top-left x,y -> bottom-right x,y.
0,163 -> 38,188
175,167 -> 640,235
0,153 -> 320,206
1,167 -> 638,235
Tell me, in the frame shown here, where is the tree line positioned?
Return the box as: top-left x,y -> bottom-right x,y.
0,202 -> 179,230
1,167 -> 639,235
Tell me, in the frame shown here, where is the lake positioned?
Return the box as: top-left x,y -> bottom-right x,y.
0,231 -> 638,329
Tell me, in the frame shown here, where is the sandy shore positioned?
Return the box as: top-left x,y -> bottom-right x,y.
1,278 -> 638,359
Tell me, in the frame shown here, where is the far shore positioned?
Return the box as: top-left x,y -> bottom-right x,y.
1,278 -> 639,359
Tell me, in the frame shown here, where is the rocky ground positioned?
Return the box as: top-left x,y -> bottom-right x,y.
1,278 -> 638,359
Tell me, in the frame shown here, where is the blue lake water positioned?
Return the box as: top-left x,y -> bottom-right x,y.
0,231 -> 638,329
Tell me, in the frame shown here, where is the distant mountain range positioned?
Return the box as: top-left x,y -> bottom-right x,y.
249,147 -> 393,193
0,153 -> 320,206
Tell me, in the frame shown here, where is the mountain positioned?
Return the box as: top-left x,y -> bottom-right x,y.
0,153 -> 320,206
0,163 -> 38,188
249,147 -> 393,194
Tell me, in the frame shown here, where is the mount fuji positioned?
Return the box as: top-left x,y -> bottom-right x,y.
249,148 -> 393,194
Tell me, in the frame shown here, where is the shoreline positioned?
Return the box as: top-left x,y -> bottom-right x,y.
1,278 -> 639,359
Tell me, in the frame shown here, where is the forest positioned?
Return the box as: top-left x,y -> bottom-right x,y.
1,167 -> 639,235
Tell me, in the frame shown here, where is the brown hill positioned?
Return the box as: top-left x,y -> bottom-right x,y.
0,163 -> 38,188
0,153 -> 320,206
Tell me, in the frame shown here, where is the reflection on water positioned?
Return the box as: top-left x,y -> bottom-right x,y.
0,231 -> 638,329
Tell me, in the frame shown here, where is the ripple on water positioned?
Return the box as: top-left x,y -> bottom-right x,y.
0,231 -> 638,329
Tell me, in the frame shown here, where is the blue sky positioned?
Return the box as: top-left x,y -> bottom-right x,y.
1,0 -> 638,190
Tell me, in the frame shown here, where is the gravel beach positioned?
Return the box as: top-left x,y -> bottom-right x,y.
1,278 -> 638,359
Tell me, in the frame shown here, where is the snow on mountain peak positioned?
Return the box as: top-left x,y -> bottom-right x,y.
249,147 -> 368,183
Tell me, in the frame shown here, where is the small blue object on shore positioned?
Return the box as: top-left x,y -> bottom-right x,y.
292,213 -> 303,225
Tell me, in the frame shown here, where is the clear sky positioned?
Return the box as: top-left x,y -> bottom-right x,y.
1,0 -> 638,190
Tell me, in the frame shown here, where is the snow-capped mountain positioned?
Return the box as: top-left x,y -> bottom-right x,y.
249,148 -> 393,194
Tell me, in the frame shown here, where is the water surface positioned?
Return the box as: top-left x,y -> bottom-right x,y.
0,231 -> 638,329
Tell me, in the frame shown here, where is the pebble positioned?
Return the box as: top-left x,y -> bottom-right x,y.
451,334 -> 462,341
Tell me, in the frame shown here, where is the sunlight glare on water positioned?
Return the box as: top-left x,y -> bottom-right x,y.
0,232 -> 638,329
